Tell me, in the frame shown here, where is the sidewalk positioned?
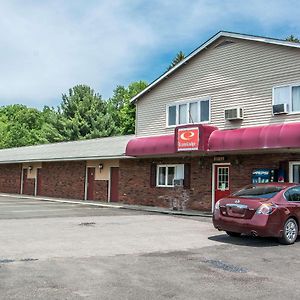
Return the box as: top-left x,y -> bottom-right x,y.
0,193 -> 213,217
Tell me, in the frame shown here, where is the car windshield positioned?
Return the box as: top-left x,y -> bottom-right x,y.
232,185 -> 284,199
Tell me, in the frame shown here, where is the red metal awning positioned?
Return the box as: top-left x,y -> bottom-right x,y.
126,134 -> 175,156
126,122 -> 300,157
208,122 -> 300,152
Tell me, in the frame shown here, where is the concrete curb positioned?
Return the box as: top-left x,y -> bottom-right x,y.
0,193 -> 213,218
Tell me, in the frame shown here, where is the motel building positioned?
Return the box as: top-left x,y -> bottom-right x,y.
1,31 -> 300,212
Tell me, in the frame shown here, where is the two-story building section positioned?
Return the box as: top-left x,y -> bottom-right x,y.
124,31 -> 300,211
1,31 -> 300,212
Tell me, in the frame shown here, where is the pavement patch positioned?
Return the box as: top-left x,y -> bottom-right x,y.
0,258 -> 39,264
0,259 -> 15,264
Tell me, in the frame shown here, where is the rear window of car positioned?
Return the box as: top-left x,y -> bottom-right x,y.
232,185 -> 284,199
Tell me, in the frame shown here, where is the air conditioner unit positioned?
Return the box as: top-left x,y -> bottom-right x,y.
173,179 -> 184,186
224,107 -> 244,121
273,103 -> 288,115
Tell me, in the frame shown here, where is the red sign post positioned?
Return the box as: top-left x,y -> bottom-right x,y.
177,127 -> 199,151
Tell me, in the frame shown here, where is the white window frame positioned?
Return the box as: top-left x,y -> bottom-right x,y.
289,161 -> 300,183
166,97 -> 211,128
272,83 -> 300,115
216,166 -> 230,191
156,164 -> 184,187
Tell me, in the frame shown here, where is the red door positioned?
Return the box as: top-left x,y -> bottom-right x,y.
87,167 -> 95,200
36,168 -> 42,196
22,169 -> 28,195
214,164 -> 231,203
110,167 -> 119,202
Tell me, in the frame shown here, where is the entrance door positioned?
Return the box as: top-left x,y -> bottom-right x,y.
87,167 -> 95,200
36,168 -> 42,196
214,164 -> 231,205
290,162 -> 300,183
110,167 -> 119,202
22,169 -> 28,195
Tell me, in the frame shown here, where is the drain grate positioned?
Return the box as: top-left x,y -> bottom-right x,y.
20,258 -> 39,262
203,259 -> 248,273
79,222 -> 96,226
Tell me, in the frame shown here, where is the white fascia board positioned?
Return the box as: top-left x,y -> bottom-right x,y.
0,155 -> 135,164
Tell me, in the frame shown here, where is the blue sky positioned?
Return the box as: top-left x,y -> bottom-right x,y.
0,0 -> 299,108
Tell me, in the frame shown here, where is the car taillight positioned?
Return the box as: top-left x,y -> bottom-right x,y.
215,201 -> 220,210
256,203 -> 278,215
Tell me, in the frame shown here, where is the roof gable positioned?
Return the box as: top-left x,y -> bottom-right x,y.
131,31 -> 300,103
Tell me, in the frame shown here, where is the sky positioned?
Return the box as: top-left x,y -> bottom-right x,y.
0,0 -> 300,109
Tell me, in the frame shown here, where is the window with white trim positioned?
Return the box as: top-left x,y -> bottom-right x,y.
273,84 -> 300,113
167,98 -> 210,127
156,164 -> 184,187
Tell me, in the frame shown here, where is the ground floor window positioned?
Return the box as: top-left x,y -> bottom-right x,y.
156,164 -> 184,187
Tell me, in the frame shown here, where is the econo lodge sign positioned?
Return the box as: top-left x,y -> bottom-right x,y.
177,127 -> 199,151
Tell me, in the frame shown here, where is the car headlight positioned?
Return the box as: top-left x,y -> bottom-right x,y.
256,203 -> 278,215
215,201 -> 220,210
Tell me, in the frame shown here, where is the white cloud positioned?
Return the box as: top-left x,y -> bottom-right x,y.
0,0 -> 299,107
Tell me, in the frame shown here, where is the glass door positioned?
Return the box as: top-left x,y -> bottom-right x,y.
289,162 -> 300,183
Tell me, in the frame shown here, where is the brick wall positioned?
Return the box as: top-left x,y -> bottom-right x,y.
119,153 -> 300,211
39,161 -> 86,199
94,180 -> 108,201
119,157 -> 213,210
0,164 -> 21,194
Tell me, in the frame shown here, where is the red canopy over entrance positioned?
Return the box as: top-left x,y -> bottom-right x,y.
125,122 -> 300,156
208,122 -> 300,152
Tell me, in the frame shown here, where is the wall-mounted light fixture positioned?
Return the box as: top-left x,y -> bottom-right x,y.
233,159 -> 240,165
28,166 -> 33,171
99,163 -> 104,172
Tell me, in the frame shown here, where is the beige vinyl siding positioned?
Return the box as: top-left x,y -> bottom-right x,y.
136,38 -> 300,137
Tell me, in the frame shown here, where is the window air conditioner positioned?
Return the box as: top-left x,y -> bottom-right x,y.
173,179 -> 184,186
224,107 -> 244,121
273,103 -> 288,115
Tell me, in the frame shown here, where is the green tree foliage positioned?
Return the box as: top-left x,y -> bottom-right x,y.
0,81 -> 147,149
0,104 -> 62,148
286,35 -> 300,43
56,85 -> 117,141
167,51 -> 186,70
107,81 -> 148,135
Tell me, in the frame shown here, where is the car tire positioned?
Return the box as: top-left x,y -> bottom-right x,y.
278,218 -> 298,245
226,231 -> 242,237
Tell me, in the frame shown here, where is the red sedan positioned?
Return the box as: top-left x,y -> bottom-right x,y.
213,183 -> 300,245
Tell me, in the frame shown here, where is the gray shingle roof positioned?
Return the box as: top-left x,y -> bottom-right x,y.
0,135 -> 134,164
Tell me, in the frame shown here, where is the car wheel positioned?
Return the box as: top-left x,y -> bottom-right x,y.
226,231 -> 241,237
278,218 -> 298,245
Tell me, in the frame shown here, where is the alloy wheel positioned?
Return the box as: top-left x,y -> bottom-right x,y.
285,220 -> 297,242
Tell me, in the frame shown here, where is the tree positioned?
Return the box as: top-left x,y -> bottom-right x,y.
56,85 -> 117,141
286,35 -> 300,43
0,104 -> 62,148
0,81 -> 148,149
107,81 -> 148,135
167,51 -> 186,70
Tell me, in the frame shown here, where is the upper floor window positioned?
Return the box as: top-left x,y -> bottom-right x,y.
167,98 -> 210,127
273,84 -> 300,113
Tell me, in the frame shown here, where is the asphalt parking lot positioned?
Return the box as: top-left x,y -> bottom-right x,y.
1,195 -> 300,300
